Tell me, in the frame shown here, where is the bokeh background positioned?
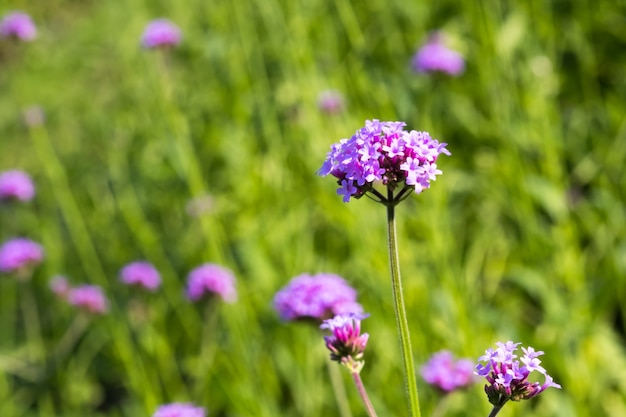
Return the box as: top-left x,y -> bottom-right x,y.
1,0 -> 626,416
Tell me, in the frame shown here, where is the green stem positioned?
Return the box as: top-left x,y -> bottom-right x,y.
351,372 -> 378,417
386,192 -> 421,417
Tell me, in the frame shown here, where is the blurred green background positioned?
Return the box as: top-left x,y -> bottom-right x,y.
1,0 -> 626,416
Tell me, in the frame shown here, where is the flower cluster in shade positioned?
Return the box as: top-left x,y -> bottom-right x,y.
421,350 -> 476,392
0,11 -> 36,41
0,170 -> 35,202
317,120 -> 450,202
412,32 -> 464,76
141,19 -> 182,49
321,313 -> 370,373
120,261 -> 161,291
273,273 -> 363,321
475,341 -> 561,407
0,238 -> 44,274
186,263 -> 237,303
152,402 -> 206,417
317,89 -> 345,114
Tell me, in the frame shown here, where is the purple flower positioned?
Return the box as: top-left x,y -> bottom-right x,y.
421,350 -> 477,392
0,170 -> 35,202
120,261 -> 161,291
317,89 -> 345,114
0,11 -> 36,41
0,238 -> 44,274
141,19 -> 182,49
273,273 -> 363,321
49,275 -> 70,298
475,341 -> 561,407
67,284 -> 108,314
412,32 -> 464,76
321,313 -> 370,373
318,120 -> 450,202
152,402 -> 206,417
186,263 -> 237,303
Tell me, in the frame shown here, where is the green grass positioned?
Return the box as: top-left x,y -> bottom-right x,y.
1,0 -> 626,416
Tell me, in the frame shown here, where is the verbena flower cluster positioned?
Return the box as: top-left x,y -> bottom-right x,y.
152,402 -> 206,417
321,313 -> 369,373
141,19 -> 182,49
412,32 -> 464,76
67,284 -> 109,314
0,170 -> 35,201
0,237 -> 44,274
421,350 -> 476,392
317,119 -> 450,202
475,341 -> 561,406
120,261 -> 161,291
0,11 -> 37,41
186,263 -> 238,303
273,273 -> 362,321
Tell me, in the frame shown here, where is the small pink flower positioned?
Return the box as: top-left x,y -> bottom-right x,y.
152,402 -> 206,417
412,32 -> 464,76
321,313 -> 370,373
119,261 -> 161,291
141,19 -> 182,49
0,238 -> 44,274
421,350 -> 477,392
67,285 -> 108,314
0,11 -> 36,41
317,90 -> 345,114
186,263 -> 237,303
49,275 -> 70,298
0,170 -> 35,202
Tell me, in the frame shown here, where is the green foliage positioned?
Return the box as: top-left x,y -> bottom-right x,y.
1,0 -> 625,416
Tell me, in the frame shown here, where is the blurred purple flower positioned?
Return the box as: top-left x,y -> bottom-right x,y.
273,273 -> 363,321
67,284 -> 108,314
120,261 -> 161,291
475,341 -> 561,407
317,89 -> 345,114
152,403 -> 206,417
49,275 -> 70,298
0,11 -> 37,41
186,263 -> 237,303
141,19 -> 182,49
421,350 -> 476,392
0,170 -> 35,202
318,119 -> 450,202
321,313 -> 369,373
0,238 -> 44,274
412,32 -> 464,76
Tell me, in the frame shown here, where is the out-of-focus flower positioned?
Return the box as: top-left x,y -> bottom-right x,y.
321,313 -> 369,373
152,402 -> 206,417
317,89 -> 345,114
120,261 -> 161,291
0,238 -> 43,274
475,341 -> 561,408
22,106 -> 45,127
186,263 -> 237,303
141,19 -> 182,49
185,194 -> 214,217
421,350 -> 476,392
0,11 -> 36,41
67,284 -> 108,314
49,275 -> 70,298
273,273 -> 363,322
0,170 -> 35,202
412,32 -> 464,76
318,119 -> 450,203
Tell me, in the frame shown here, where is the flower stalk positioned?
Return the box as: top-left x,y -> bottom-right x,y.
351,371 -> 378,417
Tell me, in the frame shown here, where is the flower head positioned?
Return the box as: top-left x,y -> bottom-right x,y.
318,120 -> 450,202
152,402 -> 206,417
0,12 -> 36,41
421,350 -> 477,392
141,19 -> 182,49
186,263 -> 237,303
67,284 -> 108,314
273,273 -> 363,321
119,261 -> 161,291
0,238 -> 44,274
0,170 -> 35,202
49,275 -> 70,298
317,89 -> 345,114
475,341 -> 561,407
412,32 -> 464,76
321,313 -> 370,373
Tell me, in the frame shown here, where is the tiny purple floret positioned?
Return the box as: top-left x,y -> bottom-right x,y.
186,263 -> 237,303
412,32 -> 464,76
421,350 -> 477,392
67,284 -> 108,314
0,170 -> 35,202
120,261 -> 161,291
152,402 -> 206,417
0,11 -> 36,41
141,19 -> 182,49
0,238 -> 44,274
